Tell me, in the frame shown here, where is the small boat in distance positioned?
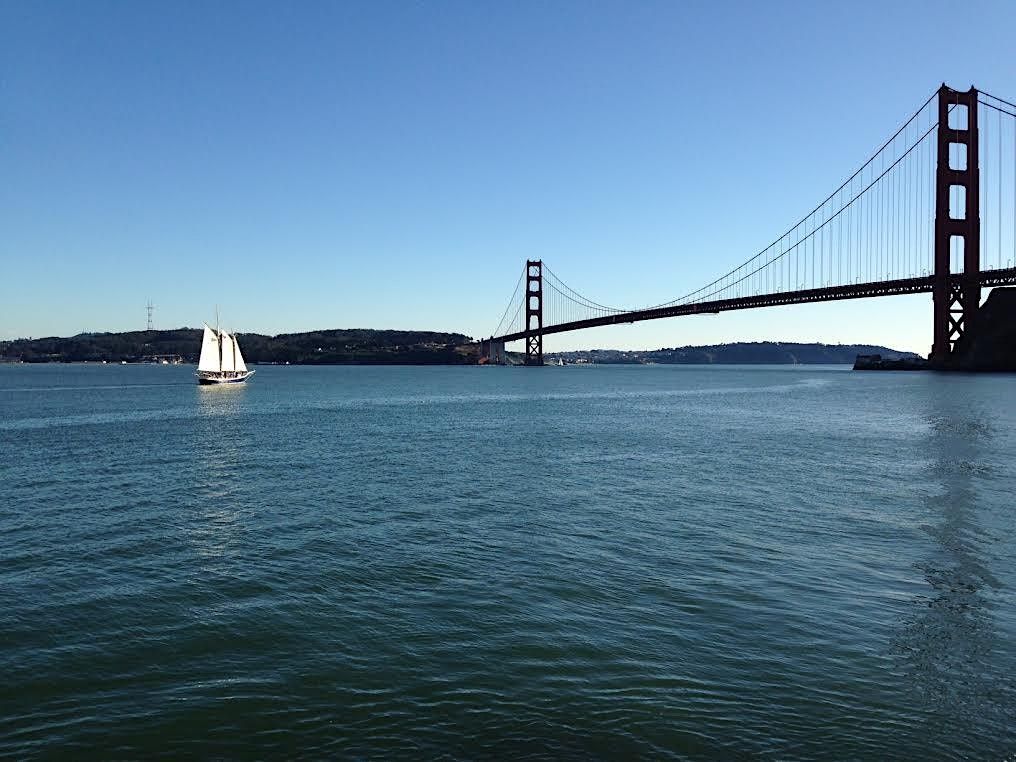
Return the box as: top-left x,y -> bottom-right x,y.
196,324 -> 255,385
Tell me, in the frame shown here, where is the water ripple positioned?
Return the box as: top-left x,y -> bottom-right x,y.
1,364 -> 1014,758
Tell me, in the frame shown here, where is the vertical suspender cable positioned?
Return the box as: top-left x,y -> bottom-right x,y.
892,147 -> 897,278
873,156 -> 881,278
866,166 -> 870,281
983,105 -> 988,275
819,208 -> 824,287
848,179 -> 853,282
810,214 -> 815,288
902,137 -> 910,278
905,125 -> 910,277
876,157 -> 881,279
891,141 -> 896,278
919,116 -> 924,273
838,189 -> 843,285
906,124 -> 910,277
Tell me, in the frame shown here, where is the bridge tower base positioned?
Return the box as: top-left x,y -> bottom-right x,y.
479,339 -> 506,365
525,260 -> 544,366
931,85 -> 981,366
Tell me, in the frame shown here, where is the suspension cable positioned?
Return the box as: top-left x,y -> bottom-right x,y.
979,89 -> 1016,113
542,264 -> 625,313
491,266 -> 524,338
491,87 -> 1016,334
676,117 -> 944,304
639,89 -> 940,310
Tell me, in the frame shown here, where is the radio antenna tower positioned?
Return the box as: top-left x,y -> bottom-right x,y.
146,300 -> 154,331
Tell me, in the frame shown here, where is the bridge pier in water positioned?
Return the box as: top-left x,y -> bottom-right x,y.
525,259 -> 544,366
479,338 -> 506,365
932,85 -> 982,366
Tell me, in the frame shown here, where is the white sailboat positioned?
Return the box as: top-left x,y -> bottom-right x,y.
196,324 -> 255,385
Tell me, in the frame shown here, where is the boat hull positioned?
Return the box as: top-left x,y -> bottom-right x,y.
196,370 -> 255,385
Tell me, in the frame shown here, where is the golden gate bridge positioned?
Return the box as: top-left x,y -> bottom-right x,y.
481,85 -> 1016,366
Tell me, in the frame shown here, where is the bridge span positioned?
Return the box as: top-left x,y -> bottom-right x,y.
483,85 -> 1016,367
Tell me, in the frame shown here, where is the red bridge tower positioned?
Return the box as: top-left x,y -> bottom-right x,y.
525,260 -> 544,366
932,85 -> 981,364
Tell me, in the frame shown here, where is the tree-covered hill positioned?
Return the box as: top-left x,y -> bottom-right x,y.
546,342 -> 921,365
0,328 -> 475,365
1,333 -> 925,366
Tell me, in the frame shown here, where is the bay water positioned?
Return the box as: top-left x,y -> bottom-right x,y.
1,364 -> 1014,758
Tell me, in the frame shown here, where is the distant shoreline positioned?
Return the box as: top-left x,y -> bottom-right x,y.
0,328 -> 477,366
0,331 -> 920,367
0,359 -> 863,366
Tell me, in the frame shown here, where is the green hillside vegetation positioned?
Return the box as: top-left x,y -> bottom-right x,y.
1,333 -> 927,366
546,342 -> 921,365
1,328 -> 475,365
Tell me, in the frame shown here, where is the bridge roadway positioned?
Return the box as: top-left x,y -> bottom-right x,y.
492,266 -> 1016,344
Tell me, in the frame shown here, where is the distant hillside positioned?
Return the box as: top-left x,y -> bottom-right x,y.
546,342 -> 921,365
0,333 -> 923,367
0,328 -> 475,365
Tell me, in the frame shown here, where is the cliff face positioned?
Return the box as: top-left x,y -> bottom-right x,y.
950,287 -> 1016,371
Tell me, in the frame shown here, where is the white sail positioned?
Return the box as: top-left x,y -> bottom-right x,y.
197,325 -> 222,372
195,319 -> 254,384
219,329 -> 236,372
232,334 -> 248,372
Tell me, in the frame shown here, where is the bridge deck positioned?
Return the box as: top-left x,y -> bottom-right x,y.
493,267 -> 1016,343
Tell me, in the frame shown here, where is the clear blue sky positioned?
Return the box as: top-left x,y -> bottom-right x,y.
3,0 -> 1015,353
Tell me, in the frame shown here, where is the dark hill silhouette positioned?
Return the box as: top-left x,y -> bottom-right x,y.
546,342 -> 920,365
1,328 -> 474,365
